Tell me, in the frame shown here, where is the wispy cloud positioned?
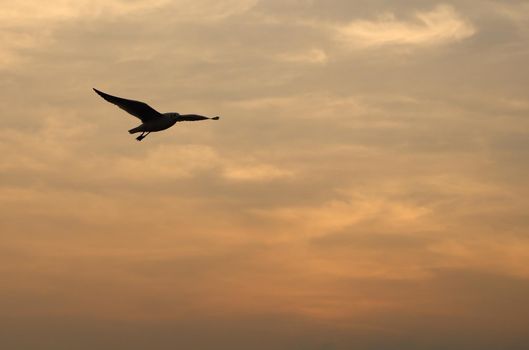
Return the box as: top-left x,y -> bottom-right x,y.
494,2 -> 529,25
336,4 -> 476,48
223,163 -> 294,182
0,0 -> 169,22
173,0 -> 258,21
275,48 -> 328,64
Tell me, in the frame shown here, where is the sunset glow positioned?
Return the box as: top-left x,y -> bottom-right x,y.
1,1 -> 528,349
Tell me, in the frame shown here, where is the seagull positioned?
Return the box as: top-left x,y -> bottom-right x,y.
93,88 -> 220,141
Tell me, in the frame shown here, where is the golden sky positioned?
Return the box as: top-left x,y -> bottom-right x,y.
1,1 -> 529,349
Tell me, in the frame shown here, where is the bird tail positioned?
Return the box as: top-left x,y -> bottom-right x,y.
212,116 -> 220,120
128,126 -> 143,134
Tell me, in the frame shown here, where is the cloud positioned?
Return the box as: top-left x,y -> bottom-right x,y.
275,48 -> 328,64
112,144 -> 219,181
252,185 -> 432,240
0,0 -> 256,28
494,2 -> 529,26
336,4 -> 476,48
223,163 -> 294,182
0,0 -> 170,23
0,0 -> 257,67
173,0 -> 258,21
113,145 -> 293,183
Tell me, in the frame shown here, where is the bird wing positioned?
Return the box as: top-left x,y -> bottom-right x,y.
93,88 -> 163,122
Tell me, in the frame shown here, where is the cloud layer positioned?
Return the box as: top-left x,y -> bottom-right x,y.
1,1 -> 529,349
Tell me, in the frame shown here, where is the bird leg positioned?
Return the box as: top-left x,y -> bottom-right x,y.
136,132 -> 150,141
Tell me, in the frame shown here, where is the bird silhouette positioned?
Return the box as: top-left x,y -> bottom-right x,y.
93,88 -> 220,141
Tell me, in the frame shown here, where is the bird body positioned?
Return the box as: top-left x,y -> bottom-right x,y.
93,88 -> 219,141
128,114 -> 178,134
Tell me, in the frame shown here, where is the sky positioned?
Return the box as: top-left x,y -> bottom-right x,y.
1,0 -> 529,349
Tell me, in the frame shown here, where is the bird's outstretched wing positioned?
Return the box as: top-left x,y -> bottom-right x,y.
93,88 -> 163,122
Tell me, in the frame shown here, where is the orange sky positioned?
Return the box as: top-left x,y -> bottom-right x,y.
1,1 -> 529,349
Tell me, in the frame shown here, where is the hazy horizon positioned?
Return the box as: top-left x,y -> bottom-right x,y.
1,1 -> 529,349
